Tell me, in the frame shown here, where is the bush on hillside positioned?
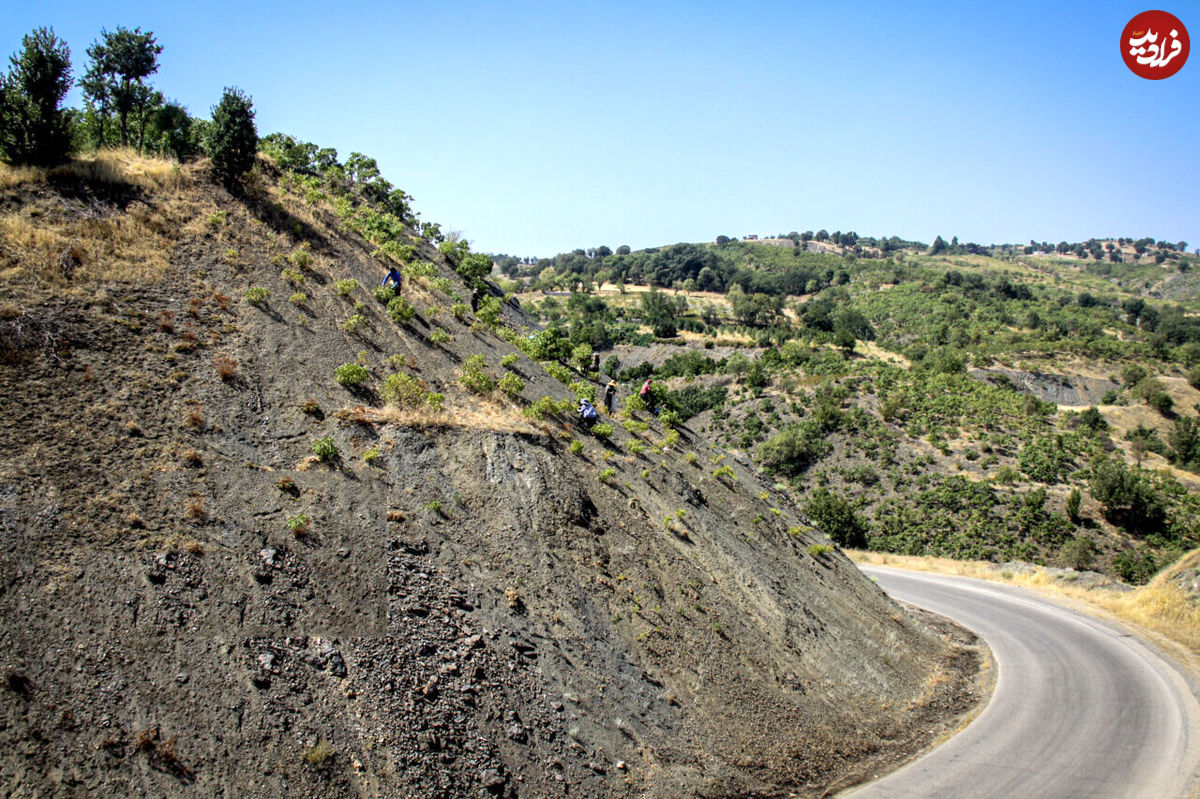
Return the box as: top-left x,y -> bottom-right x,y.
206,86 -> 256,186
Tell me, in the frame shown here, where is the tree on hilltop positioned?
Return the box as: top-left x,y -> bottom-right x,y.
0,27 -> 73,166
82,26 -> 162,151
206,87 -> 257,187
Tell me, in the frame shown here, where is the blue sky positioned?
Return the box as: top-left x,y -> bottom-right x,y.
3,1 -> 1197,257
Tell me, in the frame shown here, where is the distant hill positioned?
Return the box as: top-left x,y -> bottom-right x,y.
503,236 -> 1200,586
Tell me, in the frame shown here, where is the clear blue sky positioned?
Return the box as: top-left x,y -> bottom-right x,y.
4,1 -> 1197,257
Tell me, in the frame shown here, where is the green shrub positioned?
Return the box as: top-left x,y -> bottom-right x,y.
281,268 -> 305,285
335,279 -> 359,297
1060,535 -> 1095,570
287,513 -> 310,535
363,448 -> 381,465
568,440 -> 584,455
288,246 -> 314,269
713,465 -> 736,481
311,437 -> 338,461
429,327 -> 451,344
622,394 -> 646,413
570,381 -> 597,403
808,544 -> 834,557
1066,488 -> 1082,523
303,740 -> 334,767
402,259 -> 436,280
524,395 -> 571,421
626,440 -> 645,454
476,296 -> 502,328
243,286 -> 270,305
340,313 -> 367,332
804,488 -> 867,548
373,286 -> 395,303
592,422 -> 613,438
288,292 -> 307,305
501,353 -> 520,369
543,361 -> 573,385
598,467 -> 616,482
334,362 -> 369,386
1113,548 -> 1158,584
387,296 -> 415,323
458,354 -> 494,394
758,423 -> 829,477
451,303 -> 471,321
497,371 -> 524,397
382,373 -> 427,407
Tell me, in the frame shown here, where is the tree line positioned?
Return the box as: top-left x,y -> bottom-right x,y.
0,26 -> 256,186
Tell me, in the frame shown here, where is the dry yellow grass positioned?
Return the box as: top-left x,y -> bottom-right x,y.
0,148 -> 189,192
335,401 -> 541,434
849,549 -> 1200,656
0,149 -> 213,288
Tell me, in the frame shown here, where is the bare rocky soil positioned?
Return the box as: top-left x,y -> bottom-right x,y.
0,168 -> 983,796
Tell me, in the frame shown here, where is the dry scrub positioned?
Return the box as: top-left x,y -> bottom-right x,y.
0,149 -> 213,288
849,549 -> 1200,655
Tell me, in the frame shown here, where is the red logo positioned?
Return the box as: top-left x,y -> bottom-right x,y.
1122,10 -> 1189,79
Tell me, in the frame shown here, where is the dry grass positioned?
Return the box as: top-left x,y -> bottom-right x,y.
849,549 -> 1200,656
0,149 -> 214,288
334,402 -> 541,434
0,148 -> 189,192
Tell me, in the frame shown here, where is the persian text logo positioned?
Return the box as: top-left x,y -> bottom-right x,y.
1122,10 -> 1189,79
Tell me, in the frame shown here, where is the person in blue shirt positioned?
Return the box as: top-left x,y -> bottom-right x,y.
381,267 -> 402,289
578,399 -> 598,429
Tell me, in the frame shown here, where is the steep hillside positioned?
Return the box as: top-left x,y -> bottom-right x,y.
0,153 -> 981,797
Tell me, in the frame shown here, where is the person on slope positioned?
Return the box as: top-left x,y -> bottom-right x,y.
578,399 -> 599,430
603,380 -> 617,415
381,266 -> 402,290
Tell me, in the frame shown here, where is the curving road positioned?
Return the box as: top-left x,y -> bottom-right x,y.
841,567 -> 1200,799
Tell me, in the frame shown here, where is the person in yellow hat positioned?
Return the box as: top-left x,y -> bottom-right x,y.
603,380 -> 617,414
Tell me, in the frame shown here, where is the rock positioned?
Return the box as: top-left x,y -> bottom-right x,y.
480,768 -> 505,793
329,652 -> 347,678
506,724 -> 527,743
258,548 -> 279,569
257,653 -> 276,672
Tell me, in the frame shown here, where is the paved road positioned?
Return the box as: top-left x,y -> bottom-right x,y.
842,567 -> 1200,799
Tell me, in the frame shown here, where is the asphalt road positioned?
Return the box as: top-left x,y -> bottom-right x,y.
841,567 -> 1200,799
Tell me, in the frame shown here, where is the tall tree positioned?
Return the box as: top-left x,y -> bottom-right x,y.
0,27 -> 73,166
82,26 -> 162,151
206,87 -> 257,187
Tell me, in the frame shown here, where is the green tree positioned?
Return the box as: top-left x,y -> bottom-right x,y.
1065,487 -> 1082,523
0,27 -> 73,166
641,287 -> 676,337
1169,416 -> 1200,470
1087,456 -> 1166,534
82,26 -> 162,151
804,488 -> 867,548
206,87 -> 257,187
